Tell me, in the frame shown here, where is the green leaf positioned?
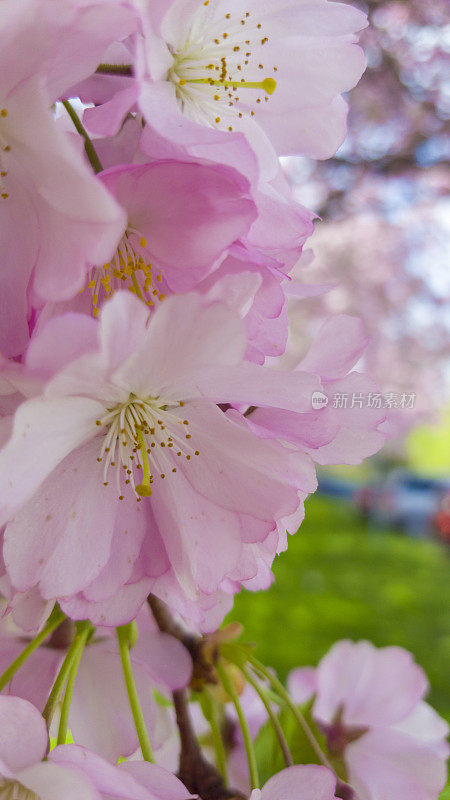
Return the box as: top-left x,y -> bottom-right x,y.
439,782 -> 450,800
254,700 -> 328,785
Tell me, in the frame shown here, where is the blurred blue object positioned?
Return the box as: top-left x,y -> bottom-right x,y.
354,470 -> 450,538
317,476 -> 360,501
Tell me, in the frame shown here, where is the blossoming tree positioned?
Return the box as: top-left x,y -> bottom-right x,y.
0,1 -> 447,799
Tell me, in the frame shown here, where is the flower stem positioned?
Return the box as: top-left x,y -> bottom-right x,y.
200,689 -> 228,782
56,620 -> 93,745
242,665 -> 293,768
62,99 -> 104,174
42,622 -> 88,727
0,605 -> 65,692
248,655 -> 334,772
216,659 -> 259,790
117,624 -> 155,762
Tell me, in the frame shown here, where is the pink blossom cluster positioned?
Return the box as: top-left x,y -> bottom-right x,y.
0,0 -> 381,631
0,2 -> 446,800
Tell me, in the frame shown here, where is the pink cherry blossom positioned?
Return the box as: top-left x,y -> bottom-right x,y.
0,0 -> 139,357
0,695 -> 194,800
289,640 -> 450,800
0,292 -> 319,628
65,114 -> 314,366
132,0 -> 367,176
71,116 -> 313,363
249,765 -> 338,800
38,152 -> 258,323
79,158 -> 256,319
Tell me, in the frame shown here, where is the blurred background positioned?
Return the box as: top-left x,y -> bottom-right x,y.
229,0 -> 450,727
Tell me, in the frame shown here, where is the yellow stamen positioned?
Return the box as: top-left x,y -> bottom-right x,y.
181,77 -> 277,95
135,429 -> 152,497
131,271 -> 144,302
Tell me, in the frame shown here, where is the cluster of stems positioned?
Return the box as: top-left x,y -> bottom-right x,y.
0,599 -> 354,800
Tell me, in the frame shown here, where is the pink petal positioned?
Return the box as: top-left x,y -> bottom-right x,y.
132,631 -> 192,691
259,765 -> 337,800
51,744 -> 189,800
81,498 -> 147,603
299,315 -> 369,379
3,646 -> 62,713
314,640 -> 429,728
16,761 -> 101,800
111,293 -> 247,400
288,667 -> 318,705
150,467 -> 244,597
119,761 -> 196,799
346,728 -> 448,800
3,439 -> 118,596
100,161 -> 256,291
25,313 -> 99,376
182,402 -> 316,517
0,695 -> 48,773
393,702 -> 449,757
59,578 -> 152,627
66,642 -> 165,762
0,169 -> 39,358
0,395 -> 103,525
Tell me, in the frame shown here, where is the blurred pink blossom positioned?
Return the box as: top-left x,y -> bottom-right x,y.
289,640 -> 450,800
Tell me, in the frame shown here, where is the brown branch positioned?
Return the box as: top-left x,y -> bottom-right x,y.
148,595 -> 247,800
173,687 -> 246,800
148,595 -> 219,689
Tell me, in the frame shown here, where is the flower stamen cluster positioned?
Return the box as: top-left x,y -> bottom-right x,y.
168,3 -> 277,131
88,230 -> 166,317
97,395 -> 200,499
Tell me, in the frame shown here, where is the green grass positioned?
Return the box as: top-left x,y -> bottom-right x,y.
228,494 -> 450,721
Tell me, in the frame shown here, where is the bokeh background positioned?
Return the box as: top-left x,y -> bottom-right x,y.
228,0 -> 450,735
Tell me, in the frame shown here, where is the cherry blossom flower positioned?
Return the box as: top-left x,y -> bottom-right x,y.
37,155 -> 257,322
249,764 -> 338,800
0,0 -> 140,357
0,292 -> 319,627
64,116 -> 314,364
0,695 -> 194,800
38,117 -> 311,361
289,640 -> 450,800
135,0 -> 368,175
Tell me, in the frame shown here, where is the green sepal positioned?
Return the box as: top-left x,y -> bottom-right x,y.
220,641 -> 257,668
153,688 -> 173,707
116,621 -> 138,649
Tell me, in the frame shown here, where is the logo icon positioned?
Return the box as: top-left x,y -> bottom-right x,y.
311,391 -> 329,410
